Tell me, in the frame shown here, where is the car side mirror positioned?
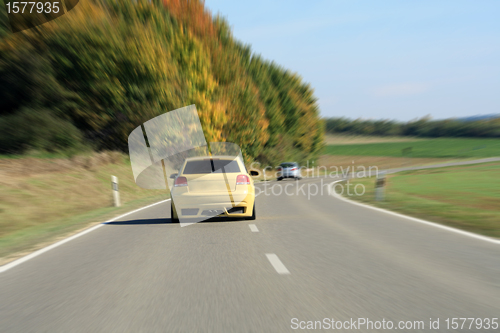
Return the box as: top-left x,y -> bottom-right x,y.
169,173 -> 178,179
249,170 -> 260,177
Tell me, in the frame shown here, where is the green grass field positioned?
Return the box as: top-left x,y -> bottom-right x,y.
324,138 -> 500,158
344,162 -> 500,238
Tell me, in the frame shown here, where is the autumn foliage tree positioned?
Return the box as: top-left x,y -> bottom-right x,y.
0,0 -> 324,163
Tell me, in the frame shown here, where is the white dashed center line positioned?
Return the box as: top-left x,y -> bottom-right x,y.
266,254 -> 290,275
249,224 -> 259,232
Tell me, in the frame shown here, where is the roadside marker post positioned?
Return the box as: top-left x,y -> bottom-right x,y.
111,175 -> 121,207
375,173 -> 386,201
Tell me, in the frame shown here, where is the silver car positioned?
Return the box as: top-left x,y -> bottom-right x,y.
277,162 -> 301,180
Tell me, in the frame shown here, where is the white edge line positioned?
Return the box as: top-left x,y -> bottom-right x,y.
249,224 -> 259,232
329,180 -> 500,245
0,199 -> 171,273
266,253 -> 290,275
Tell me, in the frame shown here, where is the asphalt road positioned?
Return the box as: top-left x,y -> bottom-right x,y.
0,177 -> 499,332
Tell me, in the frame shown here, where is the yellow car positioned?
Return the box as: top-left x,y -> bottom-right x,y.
170,155 -> 257,223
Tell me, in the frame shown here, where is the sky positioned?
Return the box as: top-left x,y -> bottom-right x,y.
203,0 -> 500,121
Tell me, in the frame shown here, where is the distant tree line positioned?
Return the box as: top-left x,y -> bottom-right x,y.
325,117 -> 500,138
0,0 -> 323,164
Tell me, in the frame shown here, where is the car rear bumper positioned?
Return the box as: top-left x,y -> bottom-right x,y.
175,202 -> 250,218
171,192 -> 254,218
279,171 -> 301,178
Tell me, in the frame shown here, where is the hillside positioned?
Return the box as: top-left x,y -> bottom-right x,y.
0,0 -> 323,164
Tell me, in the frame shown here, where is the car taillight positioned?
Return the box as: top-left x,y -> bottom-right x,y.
236,175 -> 250,185
291,167 -> 298,171
174,176 -> 188,187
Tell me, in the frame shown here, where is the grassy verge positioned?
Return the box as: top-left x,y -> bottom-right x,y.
325,138 -> 500,158
324,134 -> 424,145
0,153 -> 169,264
317,155 -> 466,174
0,194 -> 168,265
341,162 -> 500,238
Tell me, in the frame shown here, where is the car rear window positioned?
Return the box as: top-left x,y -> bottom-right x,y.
182,159 -> 241,174
213,160 -> 240,173
183,160 -> 213,174
280,163 -> 296,168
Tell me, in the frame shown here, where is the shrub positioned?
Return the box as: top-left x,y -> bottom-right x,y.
0,109 -> 84,154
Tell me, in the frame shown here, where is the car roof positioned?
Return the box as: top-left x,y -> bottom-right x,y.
184,155 -> 241,162
280,162 -> 297,165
